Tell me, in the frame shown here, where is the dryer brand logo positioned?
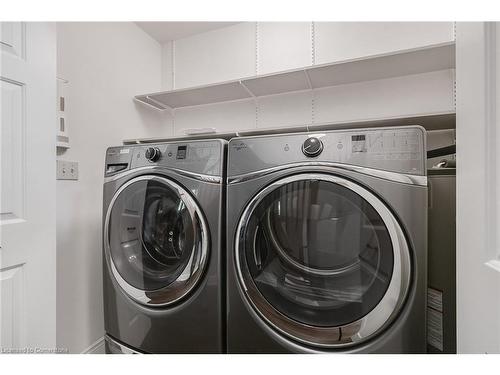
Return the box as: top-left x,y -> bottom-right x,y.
231,142 -> 248,151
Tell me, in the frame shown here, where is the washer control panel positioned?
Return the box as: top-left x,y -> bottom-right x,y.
105,140 -> 225,177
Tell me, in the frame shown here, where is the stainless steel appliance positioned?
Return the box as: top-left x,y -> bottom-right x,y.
102,139 -> 225,353
427,168 -> 456,353
226,126 -> 428,353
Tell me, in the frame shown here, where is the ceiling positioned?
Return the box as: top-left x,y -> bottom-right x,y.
136,22 -> 240,43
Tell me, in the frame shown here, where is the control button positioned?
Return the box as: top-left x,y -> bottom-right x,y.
176,145 -> 187,160
302,137 -> 323,157
145,147 -> 161,162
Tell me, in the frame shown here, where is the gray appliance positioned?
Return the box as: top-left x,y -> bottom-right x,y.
427,168 -> 456,354
102,139 -> 225,353
226,126 -> 428,353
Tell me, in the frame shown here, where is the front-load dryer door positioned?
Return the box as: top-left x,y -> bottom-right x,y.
104,175 -> 209,307
235,173 -> 411,348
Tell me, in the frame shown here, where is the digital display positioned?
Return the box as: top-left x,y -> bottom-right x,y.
352,134 -> 367,153
176,145 -> 187,160
352,135 -> 366,141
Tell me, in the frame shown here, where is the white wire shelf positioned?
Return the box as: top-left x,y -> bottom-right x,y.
134,42 -> 455,111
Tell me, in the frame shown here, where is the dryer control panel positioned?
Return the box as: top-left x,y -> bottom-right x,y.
228,126 -> 426,177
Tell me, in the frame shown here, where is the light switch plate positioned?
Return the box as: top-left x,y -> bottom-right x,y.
57,160 -> 78,180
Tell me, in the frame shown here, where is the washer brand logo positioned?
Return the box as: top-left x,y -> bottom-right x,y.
232,142 -> 248,151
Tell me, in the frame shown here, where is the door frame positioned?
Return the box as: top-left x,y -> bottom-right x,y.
456,22 -> 500,353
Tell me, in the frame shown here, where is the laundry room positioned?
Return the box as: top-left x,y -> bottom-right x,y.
1,0 -> 499,372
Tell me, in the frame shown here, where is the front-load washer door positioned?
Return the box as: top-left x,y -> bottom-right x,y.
235,173 -> 411,348
104,175 -> 209,307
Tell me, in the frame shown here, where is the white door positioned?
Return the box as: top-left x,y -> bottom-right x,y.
0,22 -> 57,353
456,22 -> 500,353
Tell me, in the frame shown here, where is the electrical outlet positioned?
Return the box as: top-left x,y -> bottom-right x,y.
57,160 -> 79,180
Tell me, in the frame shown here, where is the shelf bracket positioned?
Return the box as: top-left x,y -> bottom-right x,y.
146,95 -> 172,111
239,80 -> 256,98
239,81 -> 259,128
134,97 -> 162,111
134,95 -> 172,112
303,69 -> 313,90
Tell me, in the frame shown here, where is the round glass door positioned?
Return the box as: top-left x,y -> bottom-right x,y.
236,173 -> 411,348
105,175 -> 209,306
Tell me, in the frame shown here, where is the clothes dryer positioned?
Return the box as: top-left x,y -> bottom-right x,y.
226,127 -> 427,353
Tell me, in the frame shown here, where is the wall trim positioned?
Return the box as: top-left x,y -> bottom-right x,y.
82,336 -> 105,354
484,22 -> 499,263
456,21 -> 500,353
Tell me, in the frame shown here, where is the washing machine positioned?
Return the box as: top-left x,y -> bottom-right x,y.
102,139 -> 225,353
226,126 -> 427,353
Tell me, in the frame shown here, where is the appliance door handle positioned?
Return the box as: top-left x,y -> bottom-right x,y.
253,226 -> 262,270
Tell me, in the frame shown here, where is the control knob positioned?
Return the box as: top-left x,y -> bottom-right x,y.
145,147 -> 161,162
302,137 -> 323,157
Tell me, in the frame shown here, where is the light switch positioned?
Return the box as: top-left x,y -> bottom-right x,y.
57,160 -> 78,180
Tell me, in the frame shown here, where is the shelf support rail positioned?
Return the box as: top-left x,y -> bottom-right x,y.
239,80 -> 260,129
303,69 -> 315,131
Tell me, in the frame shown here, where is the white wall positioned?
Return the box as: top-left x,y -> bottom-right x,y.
171,22 -> 454,88
161,22 -> 455,137
314,22 -> 454,64
56,22 -> 171,353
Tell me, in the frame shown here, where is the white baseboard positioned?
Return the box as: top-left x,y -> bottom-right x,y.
82,336 -> 105,354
